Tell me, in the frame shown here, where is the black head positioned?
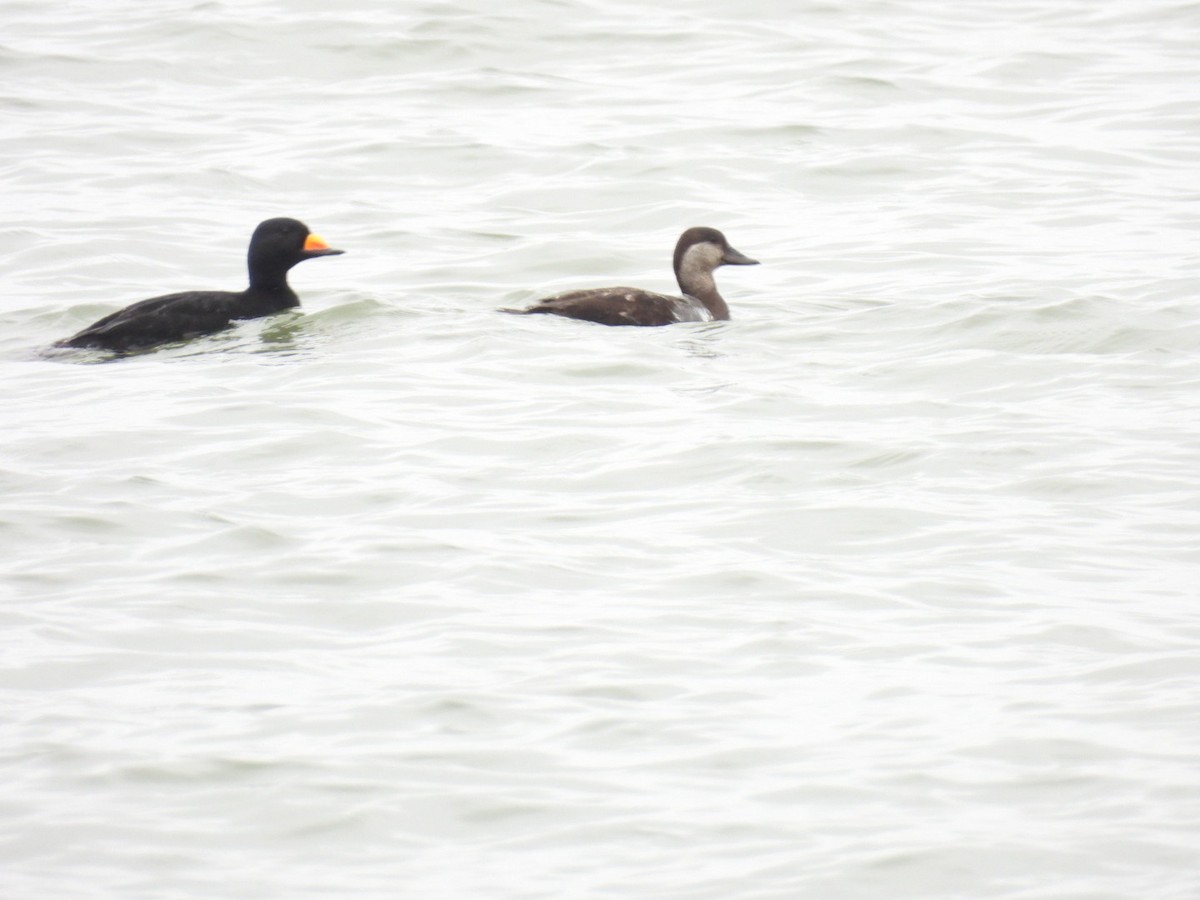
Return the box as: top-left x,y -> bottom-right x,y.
247,217 -> 344,282
672,226 -> 758,277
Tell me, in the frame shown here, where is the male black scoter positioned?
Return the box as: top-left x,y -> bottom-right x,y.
504,226 -> 758,326
56,217 -> 344,352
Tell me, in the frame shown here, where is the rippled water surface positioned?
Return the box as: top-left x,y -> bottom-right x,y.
3,1 -> 1199,897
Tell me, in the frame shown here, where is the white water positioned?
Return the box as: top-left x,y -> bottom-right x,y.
3,1 -> 1199,896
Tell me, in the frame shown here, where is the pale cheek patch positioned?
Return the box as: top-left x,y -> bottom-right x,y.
678,242 -> 723,285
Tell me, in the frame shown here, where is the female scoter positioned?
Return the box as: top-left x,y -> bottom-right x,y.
55,217 -> 344,352
505,227 -> 758,326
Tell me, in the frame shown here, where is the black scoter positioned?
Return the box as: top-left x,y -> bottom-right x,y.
504,226 -> 758,326
56,217 -> 344,352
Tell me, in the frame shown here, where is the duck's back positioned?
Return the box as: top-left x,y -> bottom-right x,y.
58,290 -> 244,351
515,287 -> 711,327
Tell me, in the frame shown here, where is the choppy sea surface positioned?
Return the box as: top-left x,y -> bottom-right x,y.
3,0 -> 1199,897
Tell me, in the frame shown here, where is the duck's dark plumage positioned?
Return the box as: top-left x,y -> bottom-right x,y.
512,287 -> 709,327
56,217 -> 343,352
506,226 -> 757,327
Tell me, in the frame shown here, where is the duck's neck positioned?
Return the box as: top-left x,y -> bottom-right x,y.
243,280 -> 300,319
246,258 -> 300,311
676,265 -> 730,321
